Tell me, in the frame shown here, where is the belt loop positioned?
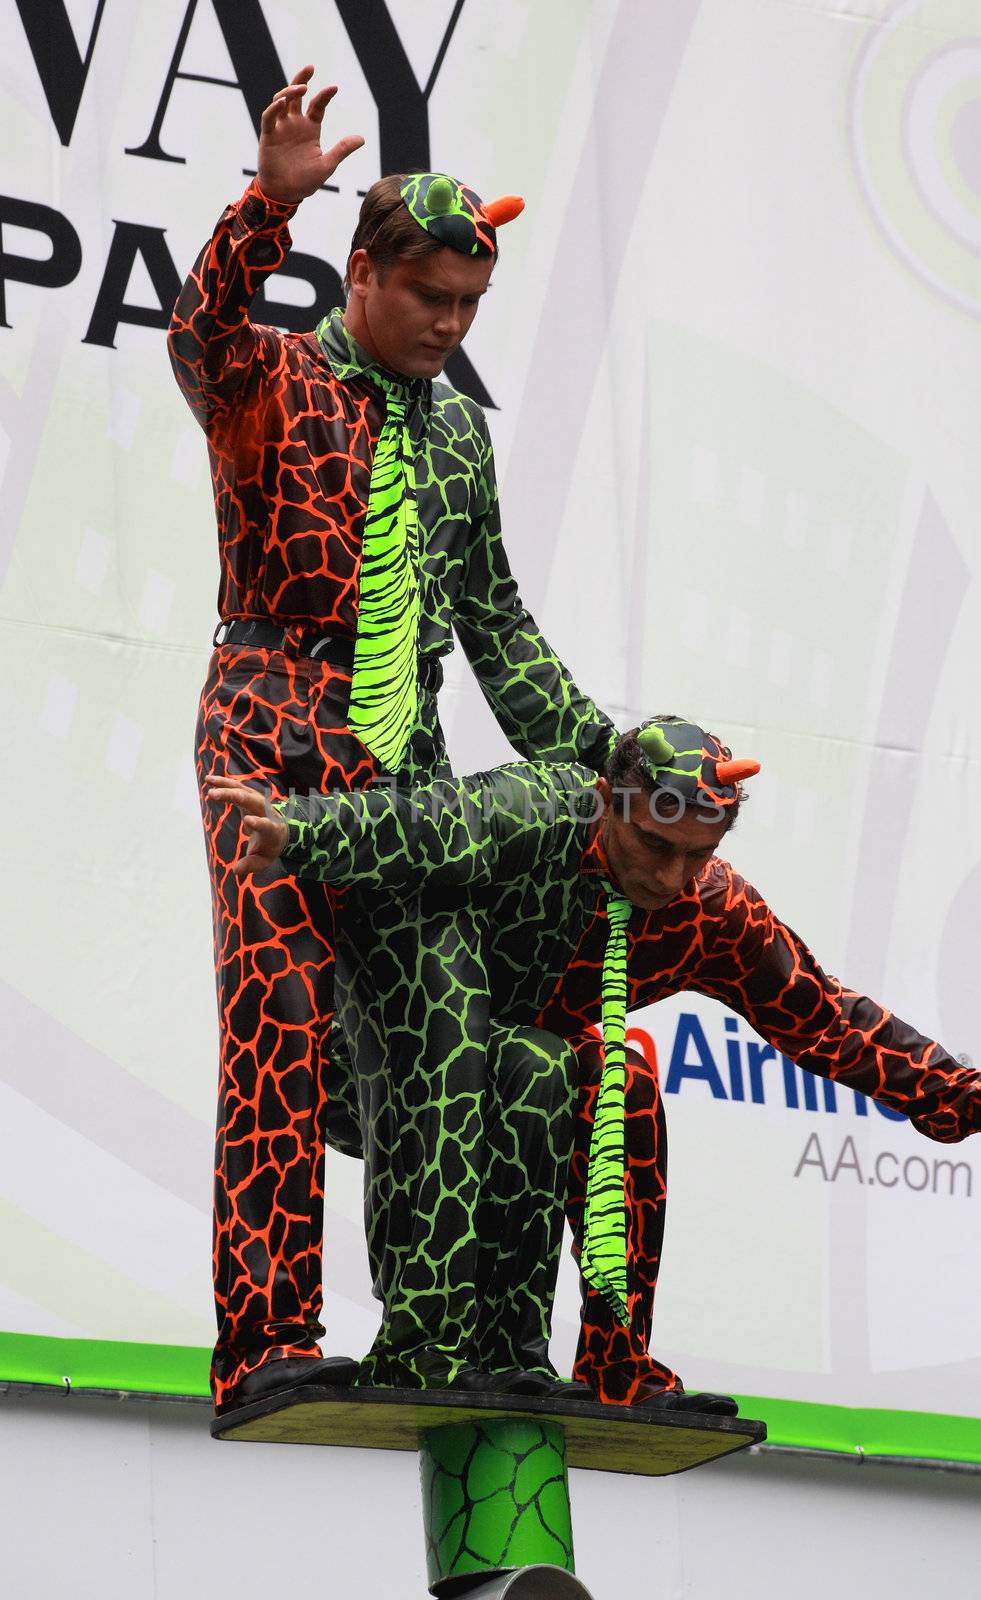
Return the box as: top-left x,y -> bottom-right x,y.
418,654 -> 444,695
283,623 -> 302,660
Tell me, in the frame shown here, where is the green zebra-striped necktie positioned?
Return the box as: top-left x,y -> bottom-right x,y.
347,375 -> 421,771
579,883 -> 632,1325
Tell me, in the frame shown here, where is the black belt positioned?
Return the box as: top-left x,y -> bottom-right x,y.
213,619 -> 444,692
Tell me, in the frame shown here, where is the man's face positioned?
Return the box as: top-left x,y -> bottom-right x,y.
596,777 -> 732,912
347,246 -> 494,379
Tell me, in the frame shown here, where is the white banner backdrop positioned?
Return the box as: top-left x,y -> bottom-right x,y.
2,0 -> 979,1428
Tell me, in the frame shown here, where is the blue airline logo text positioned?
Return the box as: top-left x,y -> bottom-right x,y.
629,1010 -> 907,1124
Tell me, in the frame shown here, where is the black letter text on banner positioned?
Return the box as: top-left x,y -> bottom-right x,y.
0,198 -> 82,328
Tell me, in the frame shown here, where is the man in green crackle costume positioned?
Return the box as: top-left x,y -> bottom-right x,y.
208,716 -> 981,1408
170,65 -> 614,1414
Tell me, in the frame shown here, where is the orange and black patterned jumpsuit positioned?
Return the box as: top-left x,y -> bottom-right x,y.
168,184 -> 614,1405
277,760 -> 981,1403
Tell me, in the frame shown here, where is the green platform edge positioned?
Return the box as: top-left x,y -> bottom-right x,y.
2,1332 -> 979,1466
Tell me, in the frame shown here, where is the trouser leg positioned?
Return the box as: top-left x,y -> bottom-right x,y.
472,1025 -> 576,1377
321,683 -> 451,1171
568,1040 -> 679,1402
200,778 -> 338,1404
322,1020 -> 364,1160
335,896 -> 492,1387
196,648 -> 372,1406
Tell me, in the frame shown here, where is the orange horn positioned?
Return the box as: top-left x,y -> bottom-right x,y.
483,195 -> 525,227
715,759 -> 760,786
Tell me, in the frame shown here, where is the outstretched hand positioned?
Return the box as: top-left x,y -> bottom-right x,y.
257,65 -> 364,205
205,776 -> 289,877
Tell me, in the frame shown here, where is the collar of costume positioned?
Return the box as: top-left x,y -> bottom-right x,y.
315,307 -> 431,411
635,716 -> 760,809
400,172 -> 524,257
579,809 -> 612,880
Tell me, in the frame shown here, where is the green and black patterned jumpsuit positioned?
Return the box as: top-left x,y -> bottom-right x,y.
280,761 -> 981,1402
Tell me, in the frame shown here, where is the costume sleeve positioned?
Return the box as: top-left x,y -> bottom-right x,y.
693,867 -> 981,1144
167,180 -> 297,430
277,762 -> 589,892
452,415 -> 617,772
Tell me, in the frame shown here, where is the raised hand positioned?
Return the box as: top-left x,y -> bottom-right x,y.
257,65 -> 364,205
204,775 -> 289,877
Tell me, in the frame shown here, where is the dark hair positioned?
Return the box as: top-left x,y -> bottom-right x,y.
604,722 -> 744,828
344,173 -> 443,292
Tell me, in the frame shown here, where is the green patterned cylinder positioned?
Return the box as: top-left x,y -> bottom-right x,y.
420,1417 -> 575,1597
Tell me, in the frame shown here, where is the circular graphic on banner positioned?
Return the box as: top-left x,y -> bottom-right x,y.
850,0 -> 981,317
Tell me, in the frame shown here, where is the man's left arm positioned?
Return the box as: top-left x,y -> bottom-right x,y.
695,867 -> 981,1144
452,414 -> 617,772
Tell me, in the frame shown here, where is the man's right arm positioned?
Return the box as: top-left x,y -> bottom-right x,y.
166,184 -> 297,429
167,67 -> 362,429
275,762 -> 590,893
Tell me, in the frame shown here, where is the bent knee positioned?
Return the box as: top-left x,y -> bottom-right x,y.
491,1024 -> 576,1112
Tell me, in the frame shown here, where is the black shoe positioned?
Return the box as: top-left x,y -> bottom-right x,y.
217,1354 -> 359,1416
638,1387 -> 738,1417
448,1366 -> 553,1397
539,1378 -> 595,1404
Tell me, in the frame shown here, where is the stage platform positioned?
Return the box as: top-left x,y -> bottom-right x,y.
213,1384 -> 766,1478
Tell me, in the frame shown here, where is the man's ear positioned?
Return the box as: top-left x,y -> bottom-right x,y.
595,775 -> 612,808
347,248 -> 373,297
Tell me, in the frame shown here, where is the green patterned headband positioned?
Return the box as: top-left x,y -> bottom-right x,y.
400,172 -> 524,258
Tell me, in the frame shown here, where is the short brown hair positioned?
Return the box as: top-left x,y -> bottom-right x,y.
344,173 -> 442,292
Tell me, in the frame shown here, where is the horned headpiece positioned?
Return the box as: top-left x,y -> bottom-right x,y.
400,172 -> 524,258
635,717 -> 760,809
